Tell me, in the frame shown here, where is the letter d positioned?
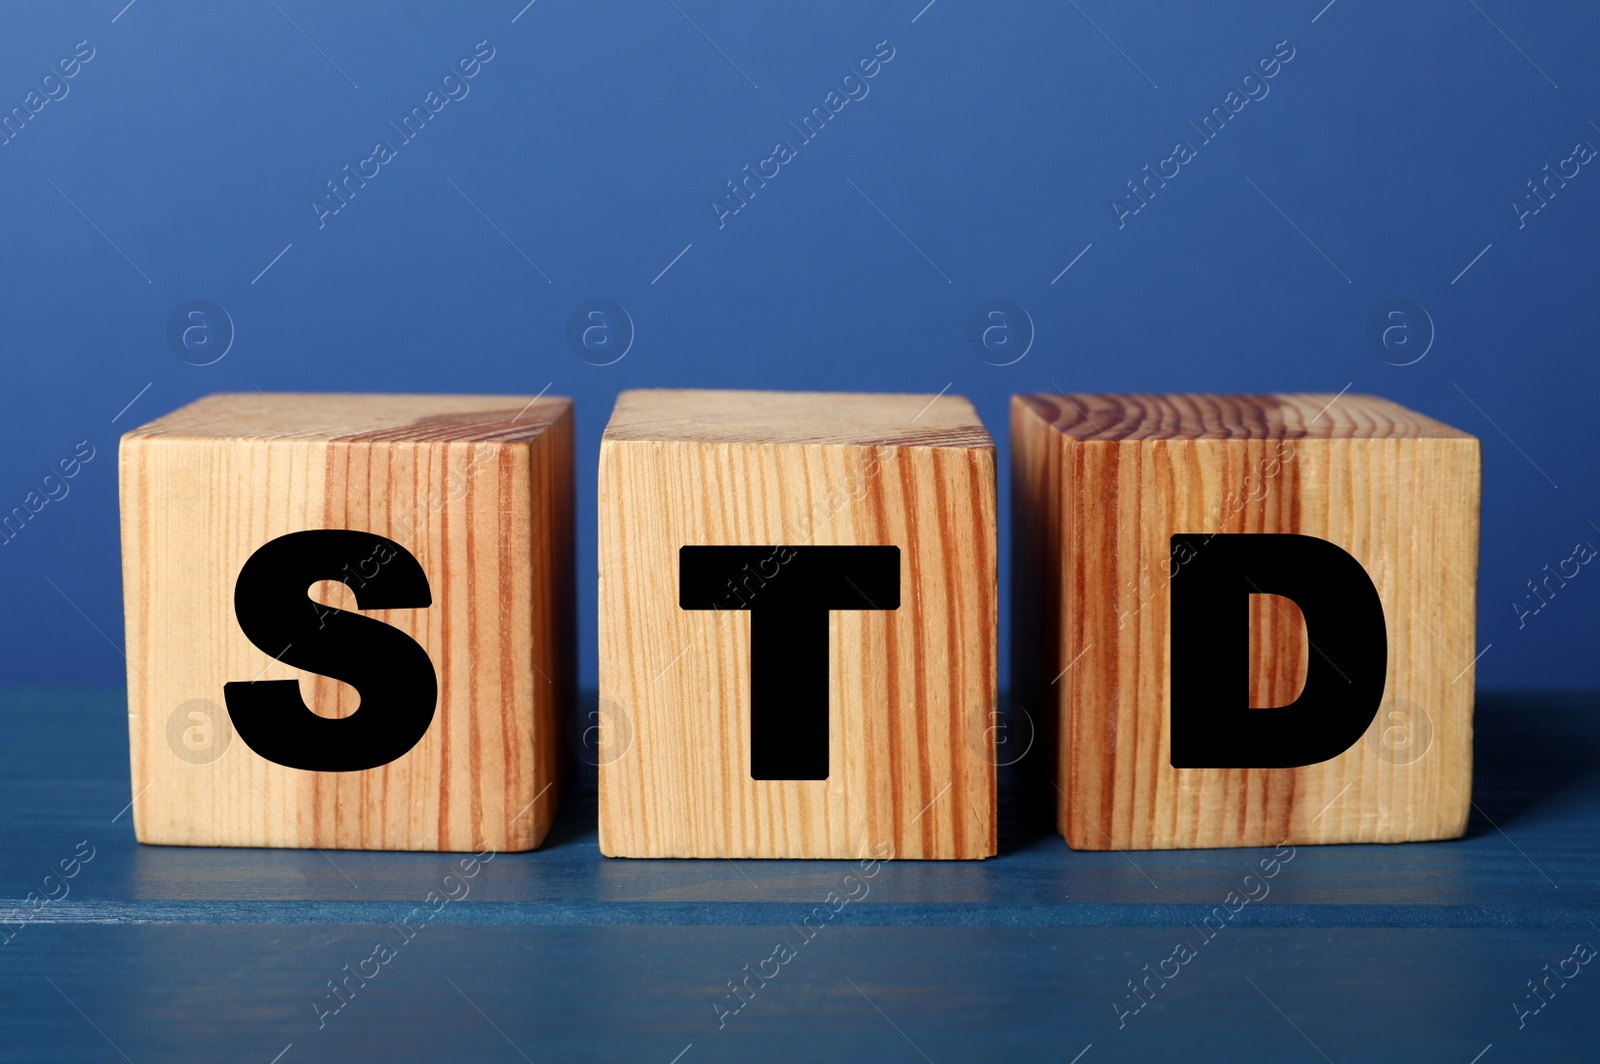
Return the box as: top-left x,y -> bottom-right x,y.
1169,533 -> 1386,768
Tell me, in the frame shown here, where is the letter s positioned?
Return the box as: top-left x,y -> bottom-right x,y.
224,529 -> 438,771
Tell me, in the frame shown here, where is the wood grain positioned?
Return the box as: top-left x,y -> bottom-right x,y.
598,389 -> 998,859
1012,393 -> 1481,850
120,393 -> 573,852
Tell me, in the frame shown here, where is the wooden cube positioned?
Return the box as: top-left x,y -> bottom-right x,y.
120,393 -> 573,852
1012,393 -> 1480,850
598,389 -> 997,859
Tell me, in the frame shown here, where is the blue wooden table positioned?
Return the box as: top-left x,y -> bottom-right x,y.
2,688 -> 1596,1062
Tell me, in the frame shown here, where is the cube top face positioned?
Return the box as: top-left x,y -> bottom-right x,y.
1014,392 -> 1475,442
124,392 -> 567,443
1011,393 -> 1481,851
602,388 -> 995,447
599,389 -> 998,860
121,393 -> 574,852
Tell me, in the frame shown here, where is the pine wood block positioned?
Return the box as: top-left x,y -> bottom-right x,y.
598,389 -> 998,859
119,393 -> 573,852
1011,393 -> 1480,850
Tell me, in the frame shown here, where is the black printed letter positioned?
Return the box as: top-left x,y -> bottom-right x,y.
224,530 -> 437,771
679,546 -> 900,780
1169,533 -> 1386,768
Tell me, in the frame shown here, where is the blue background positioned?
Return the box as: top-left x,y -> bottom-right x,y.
2,0 -> 1596,691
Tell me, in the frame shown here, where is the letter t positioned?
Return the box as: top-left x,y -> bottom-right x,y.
679,546 -> 900,780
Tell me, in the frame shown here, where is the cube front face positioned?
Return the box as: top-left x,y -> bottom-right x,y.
1013,394 -> 1481,850
598,390 -> 998,859
121,394 -> 573,852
